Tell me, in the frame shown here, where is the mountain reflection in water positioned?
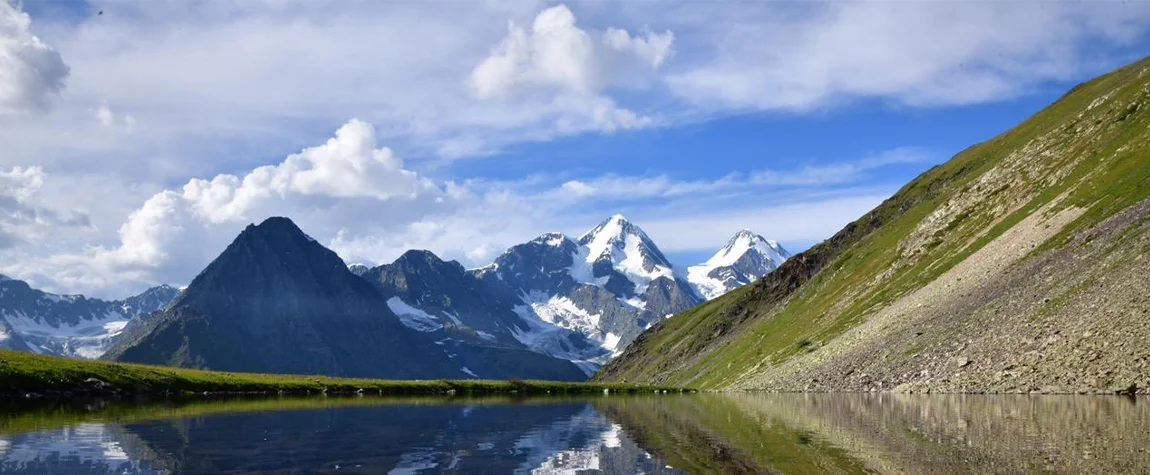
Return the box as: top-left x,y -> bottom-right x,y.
1,394 -> 1147,474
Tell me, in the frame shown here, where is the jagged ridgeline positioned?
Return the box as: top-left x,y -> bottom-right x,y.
103,218 -> 585,380
596,55 -> 1150,394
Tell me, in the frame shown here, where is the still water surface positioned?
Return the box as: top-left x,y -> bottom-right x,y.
0,394 -> 1147,474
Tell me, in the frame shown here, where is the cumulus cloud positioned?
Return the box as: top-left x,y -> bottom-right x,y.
470,5 -> 673,98
47,120 -> 454,292
467,4 -> 670,135
0,0 -> 69,115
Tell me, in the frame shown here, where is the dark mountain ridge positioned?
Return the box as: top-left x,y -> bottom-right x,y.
105,217 -> 466,379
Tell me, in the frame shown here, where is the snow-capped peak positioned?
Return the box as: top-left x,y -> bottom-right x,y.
688,230 -> 791,300
705,229 -> 788,268
576,214 -> 675,292
579,215 -> 666,263
532,232 -> 572,247
579,214 -> 632,243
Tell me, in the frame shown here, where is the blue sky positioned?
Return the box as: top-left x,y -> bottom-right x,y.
1,0 -> 1149,297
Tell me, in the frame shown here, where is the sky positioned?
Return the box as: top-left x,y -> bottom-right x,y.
1,0 -> 1149,298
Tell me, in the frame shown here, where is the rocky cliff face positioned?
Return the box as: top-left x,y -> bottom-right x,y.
105,217 -> 466,379
359,249 -> 588,380
597,55 -> 1150,395
0,277 -> 178,358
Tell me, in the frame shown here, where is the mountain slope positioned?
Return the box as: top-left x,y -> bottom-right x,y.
687,230 -> 791,300
473,215 -> 702,365
0,277 -> 178,358
105,217 -> 466,379
359,250 -> 588,380
596,56 -> 1150,394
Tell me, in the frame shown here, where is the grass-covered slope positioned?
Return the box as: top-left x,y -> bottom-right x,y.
596,55 -> 1150,393
0,349 -> 684,397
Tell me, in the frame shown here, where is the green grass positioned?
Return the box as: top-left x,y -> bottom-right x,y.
598,54 -> 1150,389
0,349 -> 688,397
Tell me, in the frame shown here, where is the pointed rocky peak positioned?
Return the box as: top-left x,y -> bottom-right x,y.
578,214 -> 673,272
706,229 -> 790,268
136,282 -> 179,294
121,284 -> 181,311
175,216 -> 360,308
382,249 -> 469,277
579,214 -> 643,245
473,233 -> 582,300
393,249 -> 445,265
479,232 -> 580,280
106,215 -> 468,379
688,230 -> 792,300
531,232 -> 576,248
242,216 -> 319,245
134,284 -> 180,298
347,263 -> 371,276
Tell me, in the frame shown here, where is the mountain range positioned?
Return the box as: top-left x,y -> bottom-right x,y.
596,55 -> 1150,395
1,213 -> 788,381
0,278 -> 178,358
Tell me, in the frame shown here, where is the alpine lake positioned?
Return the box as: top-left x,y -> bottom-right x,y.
0,393 -> 1147,474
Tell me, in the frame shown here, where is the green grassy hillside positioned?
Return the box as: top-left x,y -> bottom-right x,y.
0,349 -> 685,397
596,55 -> 1150,393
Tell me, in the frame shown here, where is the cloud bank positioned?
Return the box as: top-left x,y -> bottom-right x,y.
0,0 -> 68,115
0,1 -> 1147,297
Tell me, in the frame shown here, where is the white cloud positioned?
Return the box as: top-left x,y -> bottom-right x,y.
0,0 -> 68,115
94,103 -> 134,129
469,5 -> 672,99
0,0 -> 1148,298
0,166 -> 89,249
550,147 -> 930,201
14,118 -> 925,297
663,1 -> 1150,111
603,27 -> 673,69
467,4 -> 669,136
44,119 -> 454,293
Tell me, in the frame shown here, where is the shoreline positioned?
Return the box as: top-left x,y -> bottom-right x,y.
0,349 -> 688,401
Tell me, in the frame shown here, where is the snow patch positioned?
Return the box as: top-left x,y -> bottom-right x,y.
622,297 -> 646,310
1,310 -> 131,359
385,297 -> 443,332
509,303 -> 611,375
3,310 -> 127,338
529,294 -> 602,335
603,333 -> 622,356
461,366 -> 478,377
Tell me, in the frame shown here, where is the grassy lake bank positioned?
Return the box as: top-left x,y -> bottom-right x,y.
0,349 -> 688,398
